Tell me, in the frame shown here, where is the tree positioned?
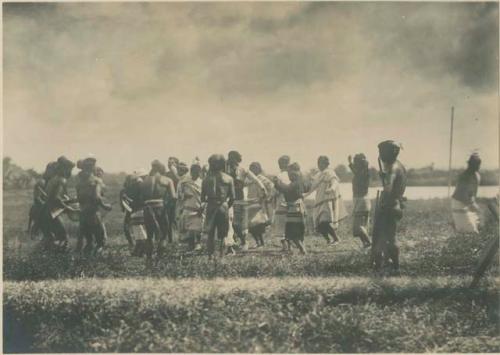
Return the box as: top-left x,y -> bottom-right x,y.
3,156 -> 12,174
334,164 -> 351,182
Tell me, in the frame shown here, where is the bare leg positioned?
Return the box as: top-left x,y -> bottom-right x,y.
318,222 -> 332,243
293,240 -> 307,255
123,213 -> 134,248
327,224 -> 339,242
258,233 -> 265,246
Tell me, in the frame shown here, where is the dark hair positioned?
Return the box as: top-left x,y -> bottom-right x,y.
56,156 -> 75,170
278,155 -> 290,165
249,162 -> 262,175
208,154 -> 226,172
228,150 -> 242,163
43,161 -> 58,180
378,140 -> 400,164
190,164 -> 202,175
467,153 -> 481,171
318,156 -> 329,166
353,153 -> 369,170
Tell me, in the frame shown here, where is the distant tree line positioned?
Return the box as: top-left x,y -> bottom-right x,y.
332,163 -> 499,186
3,157 -> 499,190
3,157 -> 41,190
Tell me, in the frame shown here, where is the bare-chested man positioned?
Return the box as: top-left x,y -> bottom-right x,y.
76,157 -> 112,257
202,154 -> 235,258
141,160 -> 176,267
372,140 -> 407,274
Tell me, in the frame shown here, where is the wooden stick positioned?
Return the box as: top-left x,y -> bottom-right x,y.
447,106 -> 454,198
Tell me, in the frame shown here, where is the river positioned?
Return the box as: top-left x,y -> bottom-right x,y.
305,183 -> 499,201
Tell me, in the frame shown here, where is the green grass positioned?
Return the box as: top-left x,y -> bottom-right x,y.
4,276 -> 499,353
3,186 -> 499,352
3,187 -> 499,280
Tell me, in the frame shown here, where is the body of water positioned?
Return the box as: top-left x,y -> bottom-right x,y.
306,183 -> 499,201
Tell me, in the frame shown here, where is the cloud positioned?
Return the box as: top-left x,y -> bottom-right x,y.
3,2 -> 498,172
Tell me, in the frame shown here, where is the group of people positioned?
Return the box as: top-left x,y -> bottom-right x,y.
28,156 -> 111,256
27,139 -> 485,273
118,149 -> 369,264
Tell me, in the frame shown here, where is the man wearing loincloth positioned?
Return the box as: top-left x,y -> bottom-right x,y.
141,160 -> 176,267
201,154 -> 235,258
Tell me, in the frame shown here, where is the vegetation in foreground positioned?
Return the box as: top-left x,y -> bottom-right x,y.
4,276 -> 499,353
3,187 -> 499,353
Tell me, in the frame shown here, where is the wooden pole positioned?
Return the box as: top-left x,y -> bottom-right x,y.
447,106 -> 454,198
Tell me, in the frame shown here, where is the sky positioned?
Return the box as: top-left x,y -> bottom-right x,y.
3,2 -> 499,174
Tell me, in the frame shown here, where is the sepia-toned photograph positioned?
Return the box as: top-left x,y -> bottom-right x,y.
2,1 -> 499,353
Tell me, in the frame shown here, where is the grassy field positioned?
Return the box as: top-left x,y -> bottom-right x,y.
4,277 -> 500,353
3,185 -> 499,352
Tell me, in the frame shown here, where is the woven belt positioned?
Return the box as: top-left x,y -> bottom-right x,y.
144,199 -> 164,208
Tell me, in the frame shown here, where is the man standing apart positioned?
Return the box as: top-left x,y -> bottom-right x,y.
372,140 -> 407,274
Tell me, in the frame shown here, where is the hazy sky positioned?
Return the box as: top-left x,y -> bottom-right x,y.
3,2 -> 499,174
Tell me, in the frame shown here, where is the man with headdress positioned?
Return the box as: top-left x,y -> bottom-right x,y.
305,156 -> 347,245
141,160 -> 176,267
348,153 -> 372,248
40,156 -> 76,250
273,162 -> 310,254
273,155 -> 291,250
76,157 -> 112,257
27,161 -> 57,239
178,162 -> 204,251
372,140 -> 407,274
247,162 -> 275,247
201,154 -> 235,258
451,153 -> 482,233
226,150 -> 267,251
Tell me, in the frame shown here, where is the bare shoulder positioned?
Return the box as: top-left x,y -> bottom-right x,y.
221,172 -> 234,183
95,176 -> 106,187
160,175 -> 174,185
